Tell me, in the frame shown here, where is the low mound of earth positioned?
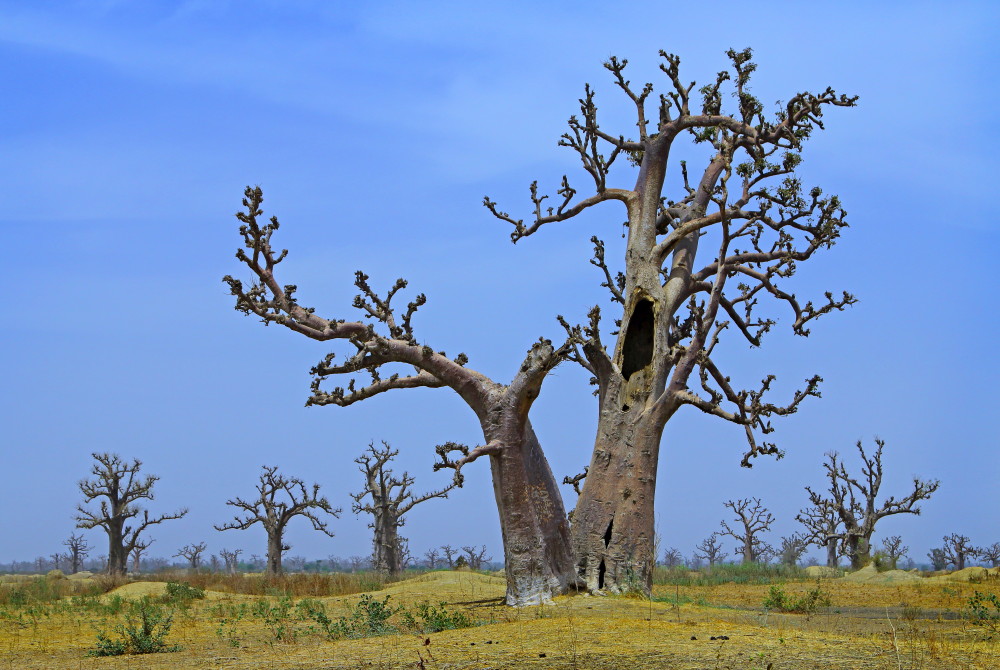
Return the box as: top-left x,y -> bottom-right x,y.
841,565 -> 922,583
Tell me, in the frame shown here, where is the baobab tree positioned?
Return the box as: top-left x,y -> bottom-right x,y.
718,498 -> 774,563
440,545 -> 458,569
219,548 -> 243,574
804,439 -> 939,569
423,548 -> 441,569
215,465 -> 340,575
351,442 -> 457,576
224,187 -> 577,605
131,538 -> 153,573
486,47 -> 857,592
879,536 -> 908,570
174,542 -> 208,570
979,542 -> 1000,568
693,534 -> 728,568
796,499 -> 844,568
75,452 -> 188,576
63,533 -> 90,574
940,534 -> 979,571
661,547 -> 683,569
462,545 -> 493,570
778,534 -> 809,567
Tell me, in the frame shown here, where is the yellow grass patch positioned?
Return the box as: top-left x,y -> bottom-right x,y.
1,570 -> 999,669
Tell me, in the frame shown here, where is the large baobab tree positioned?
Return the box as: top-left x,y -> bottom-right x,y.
224,188 -> 578,605
63,533 -> 90,574
796,499 -> 844,568
215,465 -> 340,575
351,442 -> 457,577
778,534 -> 809,567
75,452 -> 188,576
718,498 -> 774,563
804,438 -> 939,569
486,47 -> 857,592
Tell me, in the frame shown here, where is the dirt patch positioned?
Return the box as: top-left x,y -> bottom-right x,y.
841,565 -> 922,583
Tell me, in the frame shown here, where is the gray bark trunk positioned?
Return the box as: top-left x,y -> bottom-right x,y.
267,531 -> 284,575
486,419 -> 577,605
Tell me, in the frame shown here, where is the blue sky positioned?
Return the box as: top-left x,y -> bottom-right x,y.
1,1 -> 997,567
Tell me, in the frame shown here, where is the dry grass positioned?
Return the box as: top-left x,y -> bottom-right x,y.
1,569 -> 999,669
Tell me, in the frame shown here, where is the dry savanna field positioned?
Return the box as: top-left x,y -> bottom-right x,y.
1,565 -> 999,669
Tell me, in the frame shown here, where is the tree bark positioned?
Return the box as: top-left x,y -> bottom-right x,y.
107,523 -> 128,576
825,535 -> 840,569
486,419 -> 577,606
570,394 -> 664,593
267,531 -> 284,575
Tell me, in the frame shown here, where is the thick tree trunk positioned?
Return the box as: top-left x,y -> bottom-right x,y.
825,535 -> 840,568
569,401 -> 663,594
487,420 -> 577,606
846,533 -> 871,569
373,517 -> 403,576
107,524 -> 128,576
267,531 -> 284,575
742,543 -> 755,564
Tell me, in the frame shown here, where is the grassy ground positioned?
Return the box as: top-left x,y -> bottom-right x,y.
2,568 -> 999,669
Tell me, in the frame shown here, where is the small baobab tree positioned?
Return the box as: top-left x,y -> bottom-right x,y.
75,452 -> 188,576
424,548 -> 441,569
351,442 -> 457,576
131,538 -> 153,573
461,545 -> 493,570
215,465 -> 340,575
219,548 -> 243,574
693,534 -> 728,568
804,438 -> 939,569
778,534 -> 808,567
63,533 -> 90,574
927,548 -> 948,571
879,535 -> 908,570
440,545 -> 458,569
940,534 -> 979,571
796,499 -> 844,568
174,542 -> 208,570
718,498 -> 774,563
661,547 -> 684,569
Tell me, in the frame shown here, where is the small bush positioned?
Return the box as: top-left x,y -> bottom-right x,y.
89,597 -> 179,656
163,581 -> 205,604
965,591 -> 1000,635
406,601 -> 473,633
762,582 -> 831,614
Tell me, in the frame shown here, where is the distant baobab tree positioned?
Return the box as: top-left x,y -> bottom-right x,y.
423,548 -> 441,570
461,545 -> 492,571
75,452 -> 188,576
778,534 -> 808,567
219,548 -> 243,574
351,442 -> 457,577
879,535 -> 908,570
718,498 -> 774,563
804,439 -> 939,569
131,538 -> 153,573
939,534 -> 979,571
979,542 -> 1000,568
693,534 -> 728,568
63,533 -> 90,574
796,499 -> 844,568
215,465 -> 340,575
174,542 -> 208,570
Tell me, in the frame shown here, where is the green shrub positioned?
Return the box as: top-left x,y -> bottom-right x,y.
965,591 -> 1000,635
401,601 -> 473,633
89,597 -> 179,656
762,582 -> 831,614
163,581 -> 205,604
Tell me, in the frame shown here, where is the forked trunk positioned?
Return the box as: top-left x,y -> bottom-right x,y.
487,420 -> 577,606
